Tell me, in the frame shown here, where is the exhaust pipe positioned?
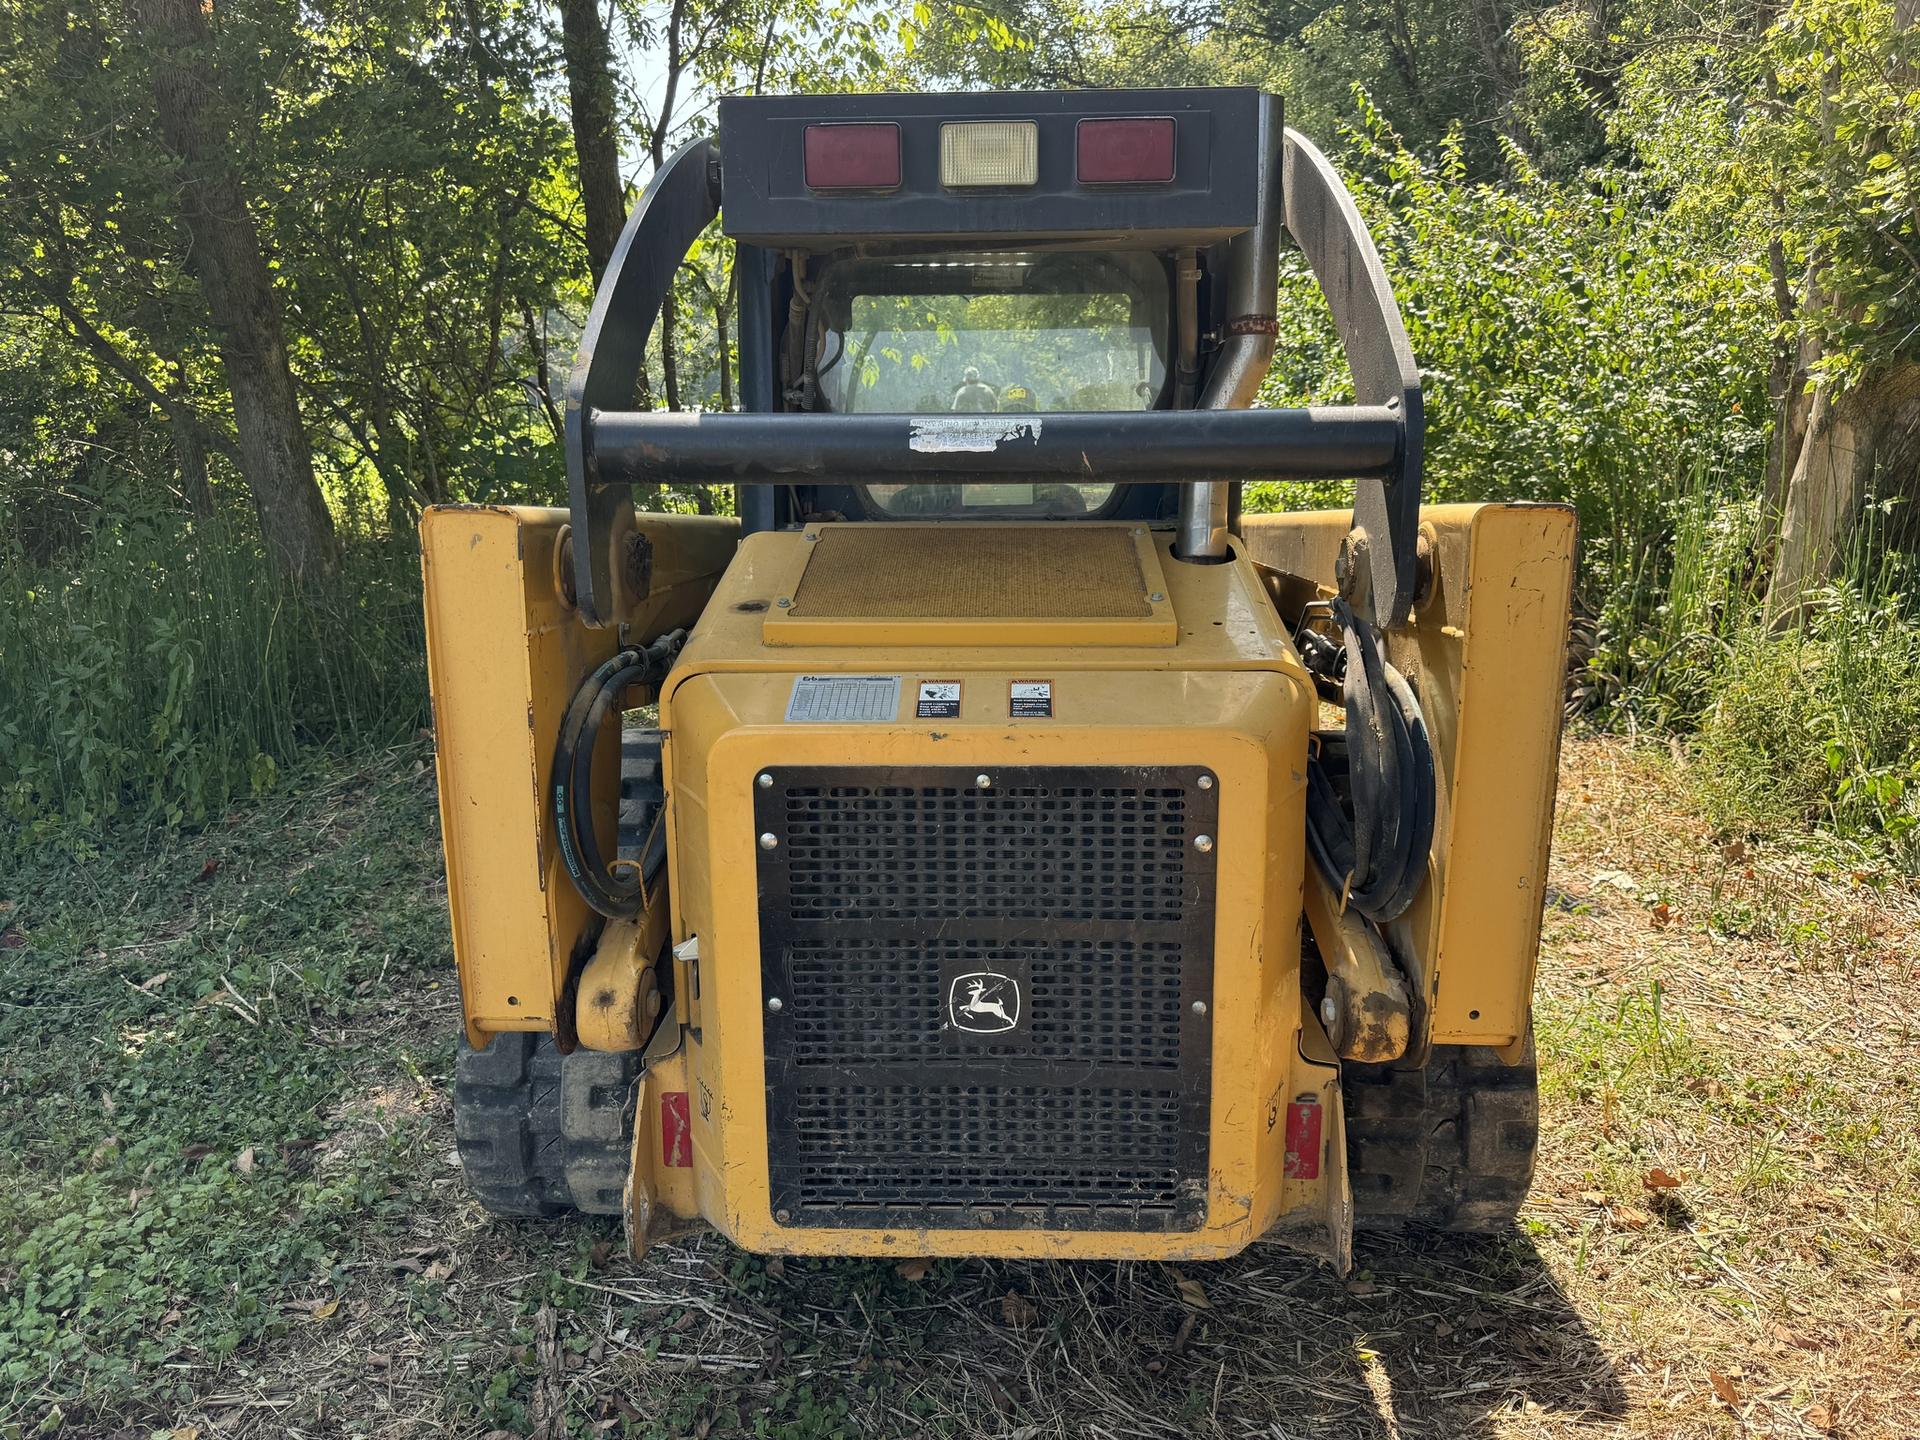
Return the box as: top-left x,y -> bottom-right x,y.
1179,95 -> 1283,563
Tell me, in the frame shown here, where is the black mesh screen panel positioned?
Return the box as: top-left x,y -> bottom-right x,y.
756,766 -> 1216,1232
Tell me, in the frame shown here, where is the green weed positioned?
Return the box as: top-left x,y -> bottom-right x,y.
0,488 -> 426,834
0,748 -> 448,1422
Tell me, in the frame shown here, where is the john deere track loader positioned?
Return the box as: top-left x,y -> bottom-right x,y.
421,88 -> 1573,1269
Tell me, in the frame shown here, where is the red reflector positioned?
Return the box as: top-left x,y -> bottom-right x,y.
1076,116 -> 1176,185
1284,1099 -> 1323,1180
661,1092 -> 692,1167
804,122 -> 901,190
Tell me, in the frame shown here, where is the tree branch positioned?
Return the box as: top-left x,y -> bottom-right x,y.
17,267 -> 240,464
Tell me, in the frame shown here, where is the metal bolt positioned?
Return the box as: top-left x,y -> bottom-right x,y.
757,772 -> 773,789
767,996 -> 784,1013
1320,996 -> 1340,1031
1191,1000 -> 1208,1017
804,531 -> 819,541
759,832 -> 778,850
1193,834 -> 1214,853
776,597 -> 791,608
1197,774 -> 1214,791
775,1208 -> 792,1223
1148,591 -> 1165,603
975,773 -> 992,788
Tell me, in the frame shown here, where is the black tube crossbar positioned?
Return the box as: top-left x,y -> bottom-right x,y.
564,92 -> 1427,626
588,406 -> 1402,486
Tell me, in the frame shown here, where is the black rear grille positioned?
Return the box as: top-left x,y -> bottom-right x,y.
790,1085 -> 1185,1215
786,939 -> 1184,1068
781,784 -> 1191,921
757,765 -> 1216,1232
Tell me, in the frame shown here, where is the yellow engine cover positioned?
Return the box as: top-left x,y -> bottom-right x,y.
644,524 -> 1346,1261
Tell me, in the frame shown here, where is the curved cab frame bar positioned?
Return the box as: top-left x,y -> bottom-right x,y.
566,137 -> 720,625
566,115 -> 1425,627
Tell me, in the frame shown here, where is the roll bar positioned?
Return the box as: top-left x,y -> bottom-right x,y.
565,101 -> 1423,627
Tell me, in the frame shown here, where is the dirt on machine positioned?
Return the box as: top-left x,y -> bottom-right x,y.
419,87 -> 1574,1270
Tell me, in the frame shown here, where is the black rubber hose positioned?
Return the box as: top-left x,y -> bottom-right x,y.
1302,598 -> 1435,924
550,630 -> 686,919
551,651 -> 636,915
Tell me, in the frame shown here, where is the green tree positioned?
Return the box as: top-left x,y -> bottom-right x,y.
130,0 -> 340,580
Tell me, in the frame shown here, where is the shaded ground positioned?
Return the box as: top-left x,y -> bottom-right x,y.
1,735 -> 1915,1438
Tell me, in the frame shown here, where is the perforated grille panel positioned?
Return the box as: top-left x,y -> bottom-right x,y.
789,1086 -> 1184,1213
786,939 -> 1185,1068
781,784 -> 1191,922
757,765 -> 1216,1232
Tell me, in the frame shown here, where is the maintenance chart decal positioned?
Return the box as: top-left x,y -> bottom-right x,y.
1009,680 -> 1054,718
916,680 -> 962,719
784,674 -> 901,723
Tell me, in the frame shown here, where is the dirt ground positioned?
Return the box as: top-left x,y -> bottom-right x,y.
11,734 -> 1919,1438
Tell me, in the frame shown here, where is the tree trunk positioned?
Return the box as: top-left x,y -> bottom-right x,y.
1762,0 -> 1917,609
660,291 -> 682,411
1765,364 -> 1920,612
131,0 -> 337,582
558,0 -> 626,285
1756,251 -> 1822,568
171,371 -> 213,517
1464,0 -> 1526,147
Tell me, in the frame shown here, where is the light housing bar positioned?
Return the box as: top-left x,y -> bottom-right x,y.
1076,116 -> 1177,184
803,122 -> 901,190
940,121 -> 1039,187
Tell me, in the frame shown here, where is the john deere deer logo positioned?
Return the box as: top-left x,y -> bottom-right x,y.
948,972 -> 1020,1034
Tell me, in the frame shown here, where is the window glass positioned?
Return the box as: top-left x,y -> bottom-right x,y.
811,251 -> 1169,518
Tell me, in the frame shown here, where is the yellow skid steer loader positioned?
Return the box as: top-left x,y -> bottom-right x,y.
420,88 -> 1573,1269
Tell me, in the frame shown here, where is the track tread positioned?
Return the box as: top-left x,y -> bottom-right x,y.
454,1032 -> 640,1218
618,730 -> 666,872
1344,1034 -> 1538,1232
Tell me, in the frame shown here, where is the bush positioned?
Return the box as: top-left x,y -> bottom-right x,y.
1239,107 -> 1920,864
1261,100 -> 1771,610
1693,583 -> 1920,856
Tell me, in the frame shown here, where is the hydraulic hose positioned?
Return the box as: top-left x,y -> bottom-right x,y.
1300,598 -> 1435,924
550,629 -> 687,919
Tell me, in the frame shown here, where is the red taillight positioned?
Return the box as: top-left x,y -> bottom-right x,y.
1076,116 -> 1176,185
803,122 -> 901,190
1284,1099 -> 1323,1179
661,1092 -> 692,1167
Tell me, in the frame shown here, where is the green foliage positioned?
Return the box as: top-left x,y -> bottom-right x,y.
0,490 -> 424,833
1611,0 -> 1920,387
0,1 -> 581,529
2,0 -> 1916,856
1693,580 -> 1920,853
0,751 -> 450,1420
1264,101 -> 1772,599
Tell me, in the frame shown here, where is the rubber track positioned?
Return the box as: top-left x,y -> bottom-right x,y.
618,730 -> 666,876
1342,1034 -> 1538,1231
453,1032 -> 639,1217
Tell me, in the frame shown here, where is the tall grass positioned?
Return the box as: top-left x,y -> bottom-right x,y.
0,496 -> 425,836
1691,581 -> 1920,857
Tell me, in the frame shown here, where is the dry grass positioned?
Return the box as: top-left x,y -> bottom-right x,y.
19,734 -> 1920,1439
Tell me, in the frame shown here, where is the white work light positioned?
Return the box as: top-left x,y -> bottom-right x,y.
939,121 -> 1039,187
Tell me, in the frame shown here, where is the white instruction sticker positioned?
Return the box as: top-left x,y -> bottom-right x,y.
784,674 -> 901,723
907,416 -> 1044,453
916,680 -> 962,719
1009,680 -> 1054,719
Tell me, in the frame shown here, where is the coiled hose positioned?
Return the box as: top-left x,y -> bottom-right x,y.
1300,598 -> 1435,924
550,630 -> 686,919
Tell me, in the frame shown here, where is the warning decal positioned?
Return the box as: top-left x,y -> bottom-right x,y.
1009,680 -> 1053,719
784,674 -> 901,723
907,416 -> 1043,453
916,680 -> 962,719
